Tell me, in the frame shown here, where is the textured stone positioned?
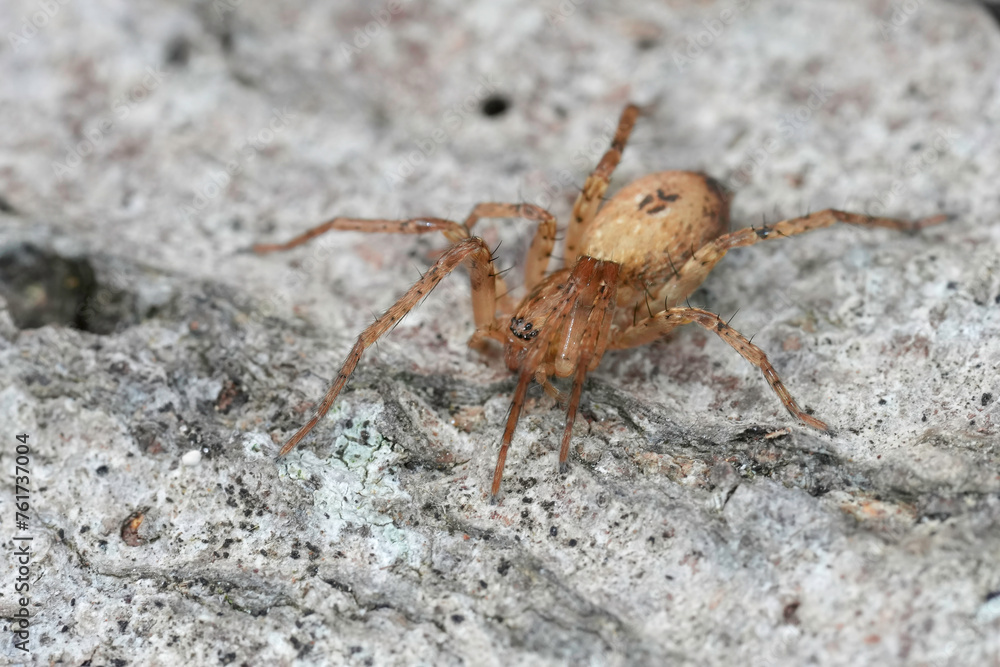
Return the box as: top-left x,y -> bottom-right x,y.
1,1 -> 998,665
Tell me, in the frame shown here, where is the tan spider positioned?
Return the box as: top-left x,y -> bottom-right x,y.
255,104 -> 946,499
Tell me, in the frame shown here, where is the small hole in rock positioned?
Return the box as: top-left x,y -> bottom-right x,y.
165,36 -> 191,67
0,244 -> 136,334
481,95 -> 510,118
218,29 -> 234,53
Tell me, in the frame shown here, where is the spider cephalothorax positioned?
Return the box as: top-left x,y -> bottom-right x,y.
255,104 -> 946,499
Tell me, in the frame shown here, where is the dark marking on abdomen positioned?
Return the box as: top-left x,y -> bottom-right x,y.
656,188 -> 679,202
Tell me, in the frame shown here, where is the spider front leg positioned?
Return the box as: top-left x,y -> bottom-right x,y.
253,216 -> 469,253
462,202 -> 558,295
490,258 -> 620,499
612,307 -> 827,430
564,104 -> 641,268
274,237 -> 498,456
656,208 -> 949,307
555,260 -> 619,470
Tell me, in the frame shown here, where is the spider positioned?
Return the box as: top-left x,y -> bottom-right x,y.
255,103 -> 946,499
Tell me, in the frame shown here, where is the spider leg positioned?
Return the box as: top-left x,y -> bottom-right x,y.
256,212 -> 511,352
462,202 -> 558,295
564,104 -> 641,268
490,258 -> 602,498
557,260 -> 620,470
655,208 -> 949,307
276,237 -> 497,457
492,361 -> 538,500
611,307 -> 827,430
253,216 -> 468,253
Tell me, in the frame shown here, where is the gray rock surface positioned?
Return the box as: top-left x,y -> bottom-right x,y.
1,0 -> 999,665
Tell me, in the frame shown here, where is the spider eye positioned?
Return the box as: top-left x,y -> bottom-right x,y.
509,316 -> 540,340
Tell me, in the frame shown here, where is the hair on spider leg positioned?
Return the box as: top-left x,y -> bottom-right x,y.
726,307 -> 741,326
643,287 -> 654,318
570,182 -> 613,203
491,264 -> 516,279
488,238 -> 505,263
495,289 -> 516,304
665,249 -> 681,281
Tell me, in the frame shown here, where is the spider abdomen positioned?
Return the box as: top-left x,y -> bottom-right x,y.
579,170 -> 730,287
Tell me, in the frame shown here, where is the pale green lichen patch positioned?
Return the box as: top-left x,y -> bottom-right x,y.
280,402 -> 421,568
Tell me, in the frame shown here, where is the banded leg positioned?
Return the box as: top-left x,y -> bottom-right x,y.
276,238 -> 497,456
256,214 -> 509,349
564,104 -> 641,267
656,209 -> 949,307
462,202 -> 558,295
253,216 -> 468,253
612,307 -> 827,430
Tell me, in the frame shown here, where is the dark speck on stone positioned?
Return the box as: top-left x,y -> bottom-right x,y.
481,95 -> 509,117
